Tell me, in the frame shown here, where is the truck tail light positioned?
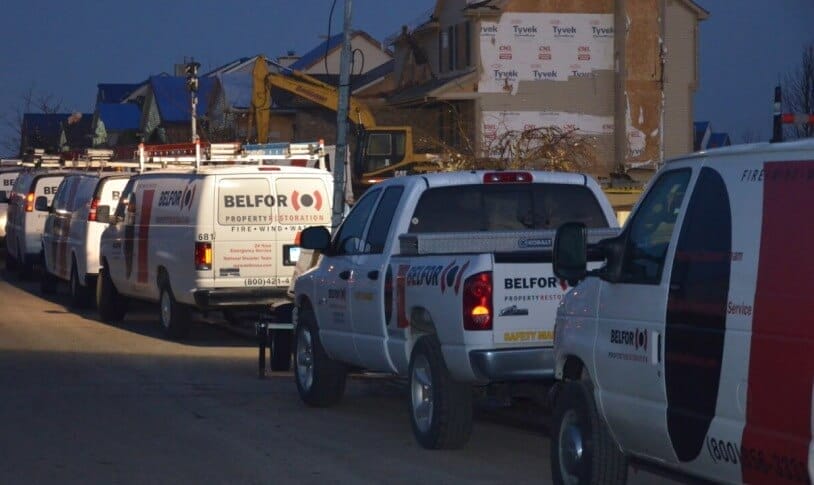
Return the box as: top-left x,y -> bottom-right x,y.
25,192 -> 35,212
195,242 -> 212,270
87,197 -> 100,221
463,271 -> 492,331
483,172 -> 532,184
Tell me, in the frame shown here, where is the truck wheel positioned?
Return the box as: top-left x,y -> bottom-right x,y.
5,248 -> 18,271
271,329 -> 293,371
17,249 -> 32,280
408,335 -> 473,449
69,262 -> 92,308
96,267 -> 127,322
40,266 -> 58,294
159,284 -> 190,339
294,307 -> 346,407
550,379 -> 628,485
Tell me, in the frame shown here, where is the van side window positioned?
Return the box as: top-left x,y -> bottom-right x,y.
115,179 -> 136,219
331,188 -> 381,255
365,186 -> 404,254
53,178 -> 75,212
621,169 -> 691,284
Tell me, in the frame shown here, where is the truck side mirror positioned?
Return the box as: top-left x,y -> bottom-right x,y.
34,196 -> 49,212
96,205 -> 111,224
553,222 -> 587,284
299,226 -> 331,251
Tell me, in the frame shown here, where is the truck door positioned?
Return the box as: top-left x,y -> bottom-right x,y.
349,185 -> 404,372
594,168 -> 693,463
315,187 -> 381,364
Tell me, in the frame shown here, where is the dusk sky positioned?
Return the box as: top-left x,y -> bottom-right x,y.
1,0 -> 812,157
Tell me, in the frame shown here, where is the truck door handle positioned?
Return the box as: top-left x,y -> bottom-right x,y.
339,270 -> 351,280
367,270 -> 379,280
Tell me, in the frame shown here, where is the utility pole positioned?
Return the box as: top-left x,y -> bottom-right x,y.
185,60 -> 201,143
331,0 -> 352,231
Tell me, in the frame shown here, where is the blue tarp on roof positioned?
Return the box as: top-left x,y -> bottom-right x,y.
98,103 -> 141,131
97,83 -> 142,104
694,121 -> 710,134
290,33 -> 344,71
708,132 -> 731,148
150,75 -> 215,123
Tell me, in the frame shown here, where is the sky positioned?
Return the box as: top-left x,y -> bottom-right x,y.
1,0 -> 812,157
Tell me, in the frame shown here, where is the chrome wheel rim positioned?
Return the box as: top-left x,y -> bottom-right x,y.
558,409 -> 585,485
410,353 -> 433,434
296,327 -> 314,390
160,291 -> 172,329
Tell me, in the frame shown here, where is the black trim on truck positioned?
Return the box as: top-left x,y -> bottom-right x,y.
469,347 -> 555,382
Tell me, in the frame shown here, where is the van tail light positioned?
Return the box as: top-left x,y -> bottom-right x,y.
463,271 -> 493,331
87,197 -> 100,221
25,192 -> 35,212
195,242 -> 212,270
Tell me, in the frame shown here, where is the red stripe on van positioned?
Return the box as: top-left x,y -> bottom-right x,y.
136,189 -> 155,284
742,161 -> 813,484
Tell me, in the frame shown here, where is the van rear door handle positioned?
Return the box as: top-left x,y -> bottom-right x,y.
339,270 -> 351,280
367,270 -> 379,280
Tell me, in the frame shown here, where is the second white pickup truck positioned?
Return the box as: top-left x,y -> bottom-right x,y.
292,170 -> 619,449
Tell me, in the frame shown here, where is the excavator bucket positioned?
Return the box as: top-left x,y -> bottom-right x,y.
252,56 -> 271,144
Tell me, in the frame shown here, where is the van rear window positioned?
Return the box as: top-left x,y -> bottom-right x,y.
409,183 -> 608,233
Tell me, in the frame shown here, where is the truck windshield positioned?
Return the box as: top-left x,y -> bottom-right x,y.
409,183 -> 608,233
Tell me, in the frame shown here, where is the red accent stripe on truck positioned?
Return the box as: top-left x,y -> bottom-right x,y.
742,161 -> 813,485
136,189 -> 155,284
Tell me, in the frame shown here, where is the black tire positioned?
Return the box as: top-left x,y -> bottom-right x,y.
408,335 -> 473,449
271,329 -> 293,371
159,284 -> 190,339
17,248 -> 32,280
550,379 -> 628,485
69,261 -> 93,308
294,306 -> 346,407
5,247 -> 18,272
96,266 -> 127,322
40,263 -> 58,294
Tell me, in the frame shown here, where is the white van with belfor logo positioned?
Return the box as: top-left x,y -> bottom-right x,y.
97,142 -> 333,345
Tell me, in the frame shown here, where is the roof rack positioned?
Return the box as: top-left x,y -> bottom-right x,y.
21,149 -> 63,169
0,159 -> 22,167
136,140 -> 328,171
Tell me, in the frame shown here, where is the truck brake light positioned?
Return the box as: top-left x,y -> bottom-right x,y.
463,271 -> 492,331
195,242 -> 212,270
87,197 -> 100,221
25,192 -> 35,212
483,172 -> 532,184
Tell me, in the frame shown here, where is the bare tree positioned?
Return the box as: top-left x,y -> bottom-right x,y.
782,43 -> 814,139
1,86 -> 67,156
417,105 -> 598,173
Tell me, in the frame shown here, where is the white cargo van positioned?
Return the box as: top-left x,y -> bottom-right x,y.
97,164 -> 333,342
5,169 -> 71,277
549,139 -> 814,485
0,167 -> 23,243
40,172 -> 130,307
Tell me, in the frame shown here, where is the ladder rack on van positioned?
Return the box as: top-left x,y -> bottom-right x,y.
136,140 -> 328,171
21,149 -> 62,169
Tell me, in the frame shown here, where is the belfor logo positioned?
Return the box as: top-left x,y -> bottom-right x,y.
290,191 -> 323,211
181,182 -> 196,211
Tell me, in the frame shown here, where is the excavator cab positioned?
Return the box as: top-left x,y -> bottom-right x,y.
354,128 -> 408,182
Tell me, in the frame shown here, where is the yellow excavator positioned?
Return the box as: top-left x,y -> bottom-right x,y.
250,56 -> 440,198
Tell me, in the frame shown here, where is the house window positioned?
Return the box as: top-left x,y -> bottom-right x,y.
457,21 -> 471,70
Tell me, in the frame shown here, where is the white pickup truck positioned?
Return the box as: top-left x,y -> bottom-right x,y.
292,170 -> 619,449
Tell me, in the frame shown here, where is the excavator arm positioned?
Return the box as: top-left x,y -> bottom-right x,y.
265,70 -> 378,129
